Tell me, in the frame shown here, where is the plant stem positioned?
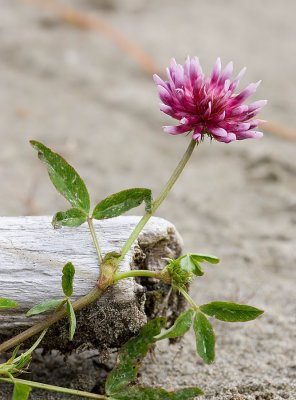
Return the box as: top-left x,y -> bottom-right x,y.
178,287 -> 199,310
13,329 -> 47,364
0,287 -> 102,355
118,139 -> 197,263
0,377 -> 106,399
114,269 -> 159,282
0,141 -> 197,356
87,217 -> 103,264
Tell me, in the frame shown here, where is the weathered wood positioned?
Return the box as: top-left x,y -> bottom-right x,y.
0,216 -> 183,352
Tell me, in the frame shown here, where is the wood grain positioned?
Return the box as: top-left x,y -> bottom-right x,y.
0,216 -> 183,350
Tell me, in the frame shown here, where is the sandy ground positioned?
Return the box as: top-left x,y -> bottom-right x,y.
0,0 -> 296,399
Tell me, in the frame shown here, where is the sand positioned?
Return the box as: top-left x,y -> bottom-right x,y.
0,0 -> 295,398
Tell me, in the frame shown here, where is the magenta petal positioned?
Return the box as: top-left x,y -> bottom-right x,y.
153,74 -> 167,88
190,57 -> 202,84
248,99 -> 268,112
210,57 -> 221,84
159,103 -> 175,116
163,125 -> 191,135
192,126 -> 202,141
169,58 -> 178,69
204,101 -> 212,118
233,80 -> 261,105
168,59 -> 184,88
224,79 -> 231,91
248,119 -> 261,129
218,61 -> 233,85
157,86 -> 172,105
215,111 -> 226,122
210,127 -> 227,137
230,105 -> 249,116
236,130 -> 263,140
192,132 -> 202,141
184,56 -> 192,89
218,132 -> 237,143
229,67 -> 246,91
230,122 -> 251,132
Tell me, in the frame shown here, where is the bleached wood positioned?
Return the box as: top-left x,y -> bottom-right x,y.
0,216 -> 183,335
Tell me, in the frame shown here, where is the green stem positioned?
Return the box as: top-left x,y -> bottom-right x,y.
13,329 -> 47,364
118,139 -> 197,263
178,287 -> 199,310
0,377 -> 106,399
88,217 -> 103,264
114,270 -> 159,282
0,287 -> 102,355
117,213 -> 152,264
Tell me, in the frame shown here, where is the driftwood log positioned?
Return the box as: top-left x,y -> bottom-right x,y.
0,216 -> 184,353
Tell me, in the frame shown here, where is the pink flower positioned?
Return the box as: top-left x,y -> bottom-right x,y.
154,57 -> 266,143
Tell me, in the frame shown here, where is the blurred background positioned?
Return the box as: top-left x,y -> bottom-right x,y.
0,1 -> 295,399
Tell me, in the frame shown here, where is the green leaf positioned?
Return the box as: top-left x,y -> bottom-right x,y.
178,253 -> 220,277
26,299 -> 65,317
62,262 -> 75,297
112,386 -> 203,399
190,253 -> 220,264
200,301 -> 264,322
7,346 -> 21,364
92,188 -> 152,220
0,298 -> 18,309
193,312 -> 215,364
30,141 -> 90,213
180,255 -> 204,277
173,387 -> 204,399
66,299 -> 76,341
52,208 -> 87,229
154,309 -> 194,341
12,383 -> 32,400
105,317 -> 166,395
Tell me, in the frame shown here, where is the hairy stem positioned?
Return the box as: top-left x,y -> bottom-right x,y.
178,287 -> 199,310
0,377 -> 106,399
0,287 -> 102,355
88,217 -> 103,264
118,139 -> 196,263
114,269 -> 159,282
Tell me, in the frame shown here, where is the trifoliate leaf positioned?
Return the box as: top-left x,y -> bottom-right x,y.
105,317 -> 166,395
12,383 -> 32,400
66,299 -> 76,341
62,262 -> 75,297
30,141 -> 90,213
154,309 -> 194,341
92,188 -> 152,220
180,255 -> 204,276
112,385 -> 203,399
26,299 -> 65,317
0,298 -> 18,309
52,208 -> 87,229
193,312 -> 215,364
200,301 -> 264,322
178,253 -> 220,277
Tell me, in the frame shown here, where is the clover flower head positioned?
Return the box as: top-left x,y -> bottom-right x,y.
154,57 -> 267,143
